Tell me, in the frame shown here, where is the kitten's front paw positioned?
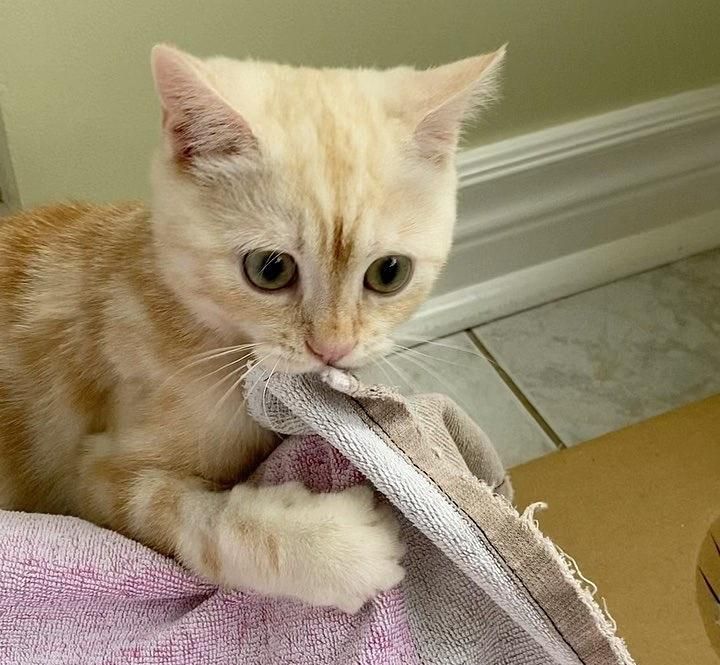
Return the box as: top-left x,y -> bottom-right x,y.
218,482 -> 405,613
293,484 -> 406,613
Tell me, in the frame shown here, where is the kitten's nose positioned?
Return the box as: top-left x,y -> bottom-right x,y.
306,338 -> 356,366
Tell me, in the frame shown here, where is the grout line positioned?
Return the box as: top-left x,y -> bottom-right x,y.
465,330 -> 567,450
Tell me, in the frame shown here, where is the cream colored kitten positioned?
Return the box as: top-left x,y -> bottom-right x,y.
0,44 -> 503,612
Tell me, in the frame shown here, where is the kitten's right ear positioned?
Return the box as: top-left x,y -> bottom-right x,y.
406,47 -> 506,165
151,44 -> 257,166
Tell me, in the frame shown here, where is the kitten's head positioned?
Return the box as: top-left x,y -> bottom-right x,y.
150,44 -> 504,373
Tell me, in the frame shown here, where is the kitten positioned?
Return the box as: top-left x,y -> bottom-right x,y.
0,44 -> 503,612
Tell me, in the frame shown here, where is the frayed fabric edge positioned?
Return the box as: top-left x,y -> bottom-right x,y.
517,499 -> 635,664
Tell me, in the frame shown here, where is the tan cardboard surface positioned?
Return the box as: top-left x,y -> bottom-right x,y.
511,395 -> 720,665
698,517 -> 720,657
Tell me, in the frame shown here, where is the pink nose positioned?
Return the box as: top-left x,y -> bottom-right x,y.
306,338 -> 356,366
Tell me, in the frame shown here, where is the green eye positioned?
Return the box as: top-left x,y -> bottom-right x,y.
243,250 -> 298,291
364,255 -> 413,294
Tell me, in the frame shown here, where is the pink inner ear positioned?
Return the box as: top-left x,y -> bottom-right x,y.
152,45 -> 257,165
166,93 -> 256,165
413,97 -> 467,164
410,49 -> 505,164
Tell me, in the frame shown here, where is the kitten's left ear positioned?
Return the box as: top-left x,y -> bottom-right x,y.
151,44 -> 257,166
410,46 -> 506,164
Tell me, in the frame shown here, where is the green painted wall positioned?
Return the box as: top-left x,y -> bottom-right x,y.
1,0 -> 719,207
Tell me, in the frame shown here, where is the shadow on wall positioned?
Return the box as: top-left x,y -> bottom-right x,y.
0,106 -> 21,215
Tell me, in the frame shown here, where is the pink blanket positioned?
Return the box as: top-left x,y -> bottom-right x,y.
0,437 -> 415,664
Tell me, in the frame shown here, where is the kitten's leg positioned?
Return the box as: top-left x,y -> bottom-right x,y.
76,437 -> 405,613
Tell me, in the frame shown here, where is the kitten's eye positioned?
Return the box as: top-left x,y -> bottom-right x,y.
364,255 -> 413,294
243,250 -> 297,291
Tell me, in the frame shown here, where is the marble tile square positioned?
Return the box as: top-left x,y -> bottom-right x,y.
474,248 -> 720,444
357,332 -> 557,467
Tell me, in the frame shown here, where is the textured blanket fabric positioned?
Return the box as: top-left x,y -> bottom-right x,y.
0,369 -> 635,664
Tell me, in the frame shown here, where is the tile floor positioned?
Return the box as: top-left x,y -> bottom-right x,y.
359,247 -> 720,468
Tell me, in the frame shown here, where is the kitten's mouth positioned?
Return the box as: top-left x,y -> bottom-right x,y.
300,355 -> 361,375
250,349 -> 364,376
249,351 -> 331,376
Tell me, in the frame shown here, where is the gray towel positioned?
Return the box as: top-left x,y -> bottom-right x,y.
245,366 -> 636,665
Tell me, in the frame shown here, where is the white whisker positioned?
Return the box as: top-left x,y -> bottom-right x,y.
164,343 -> 264,387
182,343 -> 262,367
394,350 -> 464,403
381,356 -> 414,393
229,358 -> 277,426
196,357 -> 255,402
208,354 -> 272,422
192,352 -> 255,386
392,344 -> 471,371
262,356 -> 282,423
371,358 -> 398,388
191,342 -> 262,359
393,335 -> 498,367
240,361 -> 274,414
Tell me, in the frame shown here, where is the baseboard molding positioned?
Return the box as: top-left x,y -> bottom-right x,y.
404,211 -> 720,339
405,85 -> 720,339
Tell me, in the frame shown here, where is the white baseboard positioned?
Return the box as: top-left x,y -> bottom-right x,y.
405,85 -> 720,339
404,211 -> 720,339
